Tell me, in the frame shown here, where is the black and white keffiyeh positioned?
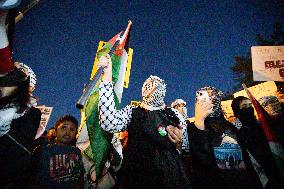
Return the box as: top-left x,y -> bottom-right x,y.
15,62 -> 37,89
99,81 -> 133,133
196,86 -> 223,117
140,75 -> 166,111
171,108 -> 190,152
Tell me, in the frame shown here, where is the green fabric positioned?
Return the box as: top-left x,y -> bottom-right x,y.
84,41 -> 122,178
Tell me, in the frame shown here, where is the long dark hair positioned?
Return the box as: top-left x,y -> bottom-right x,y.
0,78 -> 31,113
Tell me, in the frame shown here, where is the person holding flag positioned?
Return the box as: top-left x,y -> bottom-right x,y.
76,21 -> 132,188
97,55 -> 191,188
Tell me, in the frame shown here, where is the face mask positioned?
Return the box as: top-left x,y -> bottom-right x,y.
237,107 -> 255,122
196,87 -> 223,118
141,76 -> 166,109
182,107 -> 187,118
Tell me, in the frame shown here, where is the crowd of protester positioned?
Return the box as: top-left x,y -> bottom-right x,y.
1,2 -> 284,189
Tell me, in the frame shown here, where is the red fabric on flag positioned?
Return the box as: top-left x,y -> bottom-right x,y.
243,85 -> 277,142
0,46 -> 14,74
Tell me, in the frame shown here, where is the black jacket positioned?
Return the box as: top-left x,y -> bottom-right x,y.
0,107 -> 41,188
188,116 -> 262,189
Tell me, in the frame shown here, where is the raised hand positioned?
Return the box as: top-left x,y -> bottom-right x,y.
97,54 -> 112,82
194,99 -> 213,130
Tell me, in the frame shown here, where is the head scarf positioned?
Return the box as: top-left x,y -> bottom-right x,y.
15,62 -> 37,89
196,86 -> 223,117
171,98 -> 187,118
171,99 -> 186,107
259,95 -> 282,117
140,75 -> 166,111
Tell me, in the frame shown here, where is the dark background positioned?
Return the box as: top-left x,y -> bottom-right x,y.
12,0 -> 284,129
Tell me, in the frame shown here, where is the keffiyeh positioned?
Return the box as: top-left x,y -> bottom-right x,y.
140,75 -> 166,111
15,62 -> 37,89
196,86 -> 223,117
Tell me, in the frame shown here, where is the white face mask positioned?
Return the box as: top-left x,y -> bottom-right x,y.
181,107 -> 187,118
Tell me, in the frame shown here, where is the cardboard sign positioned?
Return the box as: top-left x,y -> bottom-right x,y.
251,46 -> 284,81
130,101 -> 141,107
35,106 -> 53,139
221,100 -> 234,119
233,81 -> 277,100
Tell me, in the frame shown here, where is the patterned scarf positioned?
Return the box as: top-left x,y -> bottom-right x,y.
196,86 -> 223,117
15,62 -> 37,90
259,95 -> 282,117
140,75 -> 166,111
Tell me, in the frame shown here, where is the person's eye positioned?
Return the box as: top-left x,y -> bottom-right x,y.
62,125 -> 67,130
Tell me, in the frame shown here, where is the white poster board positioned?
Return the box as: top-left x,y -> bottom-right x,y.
35,106 -> 53,139
251,46 -> 284,81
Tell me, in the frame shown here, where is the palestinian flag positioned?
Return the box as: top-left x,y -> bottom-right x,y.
78,21 -> 132,180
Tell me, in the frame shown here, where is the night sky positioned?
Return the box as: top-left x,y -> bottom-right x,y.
12,0 -> 284,129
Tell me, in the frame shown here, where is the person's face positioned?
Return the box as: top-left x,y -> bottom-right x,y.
239,99 -> 252,109
47,128 -> 56,137
228,116 -> 237,123
196,90 -> 210,103
174,103 -> 186,115
56,121 -> 77,145
0,86 -> 18,98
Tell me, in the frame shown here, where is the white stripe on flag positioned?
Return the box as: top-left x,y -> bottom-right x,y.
114,49 -> 128,103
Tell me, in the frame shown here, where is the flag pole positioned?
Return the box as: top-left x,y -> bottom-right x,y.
76,21 -> 132,109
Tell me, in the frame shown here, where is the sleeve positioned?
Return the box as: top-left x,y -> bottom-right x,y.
188,123 -> 216,167
27,107 -> 42,141
171,108 -> 190,153
99,81 -> 133,133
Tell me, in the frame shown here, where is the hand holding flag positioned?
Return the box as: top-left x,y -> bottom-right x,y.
76,20 -> 132,109
76,21 -> 132,182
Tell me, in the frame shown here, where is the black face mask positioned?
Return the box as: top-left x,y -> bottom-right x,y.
237,106 -> 255,123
